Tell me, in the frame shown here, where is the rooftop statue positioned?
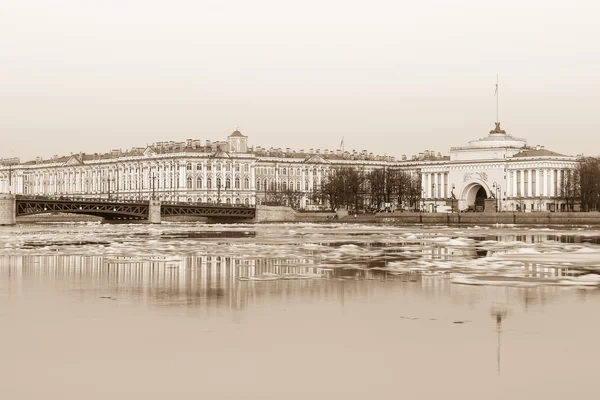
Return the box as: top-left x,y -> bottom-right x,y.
490,122 -> 506,134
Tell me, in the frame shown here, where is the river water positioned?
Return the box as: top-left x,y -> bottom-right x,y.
1,223 -> 600,399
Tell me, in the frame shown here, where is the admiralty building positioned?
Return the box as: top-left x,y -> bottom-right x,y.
0,123 -> 579,212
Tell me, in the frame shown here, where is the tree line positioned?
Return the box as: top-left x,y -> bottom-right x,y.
263,166 -> 422,211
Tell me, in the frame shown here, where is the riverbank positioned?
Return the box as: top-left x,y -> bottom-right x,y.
14,210 -> 600,225
373,211 -> 600,225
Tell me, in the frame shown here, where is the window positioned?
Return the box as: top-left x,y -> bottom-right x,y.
235,198 -> 241,204
196,164 -> 202,171
186,163 -> 192,171
186,177 -> 192,189
226,178 -> 231,189
296,181 -> 301,191
196,177 -> 202,189
216,178 -> 221,188
282,181 -> 287,191
207,178 -> 212,189
244,198 -> 249,205
256,179 -> 261,190
207,164 -> 212,171
235,178 -> 240,189
245,178 -> 250,189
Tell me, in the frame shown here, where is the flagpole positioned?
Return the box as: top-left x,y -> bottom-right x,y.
496,74 -> 499,123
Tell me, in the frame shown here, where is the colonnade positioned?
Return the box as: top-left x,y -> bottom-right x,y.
421,172 -> 449,199
506,168 -> 566,198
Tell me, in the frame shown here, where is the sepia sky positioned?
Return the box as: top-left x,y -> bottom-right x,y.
1,0 -> 599,161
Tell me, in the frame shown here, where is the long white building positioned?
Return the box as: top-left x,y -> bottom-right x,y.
0,123 -> 579,212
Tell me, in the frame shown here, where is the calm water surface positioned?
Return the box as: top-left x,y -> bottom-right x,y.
1,223 -> 600,399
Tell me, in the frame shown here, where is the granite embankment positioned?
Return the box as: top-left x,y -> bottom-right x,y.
373,211 -> 600,225
13,209 -> 600,225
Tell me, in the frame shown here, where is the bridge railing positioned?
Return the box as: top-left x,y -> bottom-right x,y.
16,195 -> 256,208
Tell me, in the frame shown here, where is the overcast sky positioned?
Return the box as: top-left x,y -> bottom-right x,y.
1,0 -> 599,161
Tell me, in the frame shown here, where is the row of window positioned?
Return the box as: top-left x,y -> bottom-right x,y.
255,167 -> 326,176
186,177 -> 251,189
186,163 -> 250,172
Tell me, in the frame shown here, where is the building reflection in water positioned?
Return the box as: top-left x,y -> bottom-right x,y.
1,232 -> 595,311
0,254 -> 416,310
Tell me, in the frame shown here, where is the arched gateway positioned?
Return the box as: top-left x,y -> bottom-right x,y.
461,182 -> 492,212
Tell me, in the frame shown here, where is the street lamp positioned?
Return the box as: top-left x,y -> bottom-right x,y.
493,182 -> 501,211
451,184 -> 456,212
150,173 -> 156,200
422,189 -> 426,212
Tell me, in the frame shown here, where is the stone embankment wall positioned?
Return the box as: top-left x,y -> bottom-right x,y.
0,194 -> 16,225
295,212 -> 336,222
375,211 -> 600,225
252,205 -> 297,222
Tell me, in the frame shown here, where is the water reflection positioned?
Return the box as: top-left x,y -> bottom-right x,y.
1,252 -> 593,313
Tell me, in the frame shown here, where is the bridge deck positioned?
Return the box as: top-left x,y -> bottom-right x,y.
15,197 -> 255,220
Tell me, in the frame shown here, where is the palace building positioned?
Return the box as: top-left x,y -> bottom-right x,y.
0,123 -> 579,212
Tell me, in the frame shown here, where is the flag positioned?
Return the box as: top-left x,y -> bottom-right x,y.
340,137 -> 344,149
495,83 -> 498,95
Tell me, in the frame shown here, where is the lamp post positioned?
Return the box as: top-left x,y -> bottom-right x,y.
106,176 -> 114,200
150,173 -> 156,200
422,189 -> 426,212
432,183 -> 437,213
451,184 -> 456,212
217,181 -> 222,204
493,182 -> 501,211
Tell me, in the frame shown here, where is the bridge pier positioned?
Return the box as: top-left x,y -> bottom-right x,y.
148,200 -> 161,224
0,194 -> 16,226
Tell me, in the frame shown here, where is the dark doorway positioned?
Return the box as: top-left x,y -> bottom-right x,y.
475,187 -> 487,212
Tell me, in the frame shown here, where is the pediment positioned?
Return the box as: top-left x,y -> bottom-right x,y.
303,154 -> 328,164
63,155 -> 84,166
143,147 -> 156,156
211,148 -> 231,158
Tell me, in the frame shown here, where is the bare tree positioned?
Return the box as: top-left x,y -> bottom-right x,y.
578,157 -> 600,211
559,169 -> 580,211
319,167 -> 366,211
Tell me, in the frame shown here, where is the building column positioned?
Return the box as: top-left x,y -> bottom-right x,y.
202,162 -> 207,200
519,170 -> 525,197
440,173 -> 445,198
512,171 -> 517,197
550,169 -> 556,197
527,169 -> 533,198
427,173 -> 432,198
542,169 -> 548,196
250,163 -> 256,205
535,169 -> 540,198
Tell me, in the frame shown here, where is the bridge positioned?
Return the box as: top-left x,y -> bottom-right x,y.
0,195 -> 255,224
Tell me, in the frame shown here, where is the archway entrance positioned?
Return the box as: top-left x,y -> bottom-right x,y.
474,187 -> 487,212
462,183 -> 490,212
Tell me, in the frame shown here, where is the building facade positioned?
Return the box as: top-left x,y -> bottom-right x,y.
0,123 -> 579,212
